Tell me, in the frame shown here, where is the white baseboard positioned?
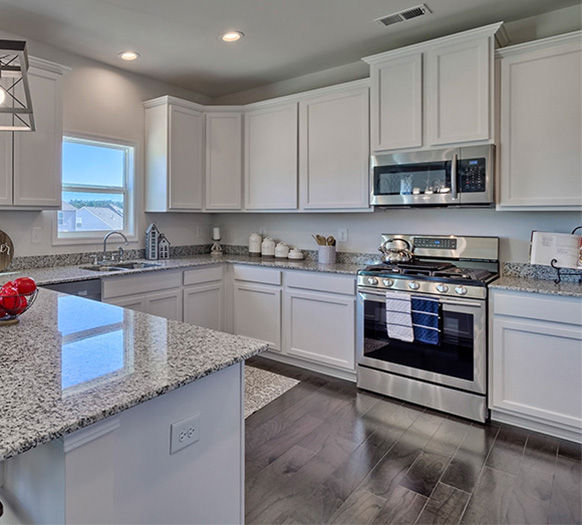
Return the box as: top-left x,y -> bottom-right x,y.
491,408 -> 582,444
260,351 -> 357,383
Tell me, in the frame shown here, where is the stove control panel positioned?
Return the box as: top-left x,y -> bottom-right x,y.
414,237 -> 457,250
356,275 -> 488,300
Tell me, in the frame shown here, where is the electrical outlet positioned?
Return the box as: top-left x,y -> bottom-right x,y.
337,228 -> 348,243
31,227 -> 42,244
170,413 -> 200,455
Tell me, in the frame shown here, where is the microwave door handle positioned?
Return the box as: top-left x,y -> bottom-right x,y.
451,153 -> 458,200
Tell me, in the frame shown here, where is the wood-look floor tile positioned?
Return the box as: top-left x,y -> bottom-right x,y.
549,456 -> 582,524
460,466 -> 516,524
485,426 -> 527,475
557,438 -> 582,461
399,451 -> 450,497
329,489 -> 386,524
522,432 -> 559,471
424,418 -> 471,458
416,482 -> 470,524
505,464 -> 553,525
371,485 -> 428,525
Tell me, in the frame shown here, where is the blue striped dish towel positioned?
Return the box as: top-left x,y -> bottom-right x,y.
411,296 -> 441,345
385,291 -> 413,342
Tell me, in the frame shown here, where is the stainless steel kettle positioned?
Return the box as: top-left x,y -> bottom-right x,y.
378,238 -> 414,264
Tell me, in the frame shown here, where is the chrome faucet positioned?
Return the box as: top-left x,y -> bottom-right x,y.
103,231 -> 129,262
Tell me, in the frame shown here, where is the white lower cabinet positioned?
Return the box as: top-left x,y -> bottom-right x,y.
145,289 -> 183,321
284,289 -> 355,371
233,282 -> 282,352
183,282 -> 224,331
489,289 -> 582,442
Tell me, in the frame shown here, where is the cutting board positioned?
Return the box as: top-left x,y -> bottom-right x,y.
0,230 -> 14,272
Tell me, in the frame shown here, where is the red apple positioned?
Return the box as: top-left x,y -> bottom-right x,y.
0,283 -> 22,313
13,277 -> 36,295
13,295 -> 27,315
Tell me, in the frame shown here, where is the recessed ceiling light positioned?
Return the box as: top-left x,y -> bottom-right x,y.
119,50 -> 140,61
221,31 -> 244,43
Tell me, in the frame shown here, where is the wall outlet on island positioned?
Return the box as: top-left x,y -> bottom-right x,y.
337,228 -> 348,243
170,413 -> 200,455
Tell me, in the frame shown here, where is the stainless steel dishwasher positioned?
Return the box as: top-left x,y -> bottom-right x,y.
41,279 -> 102,301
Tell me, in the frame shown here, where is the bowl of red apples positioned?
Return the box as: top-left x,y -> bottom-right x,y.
0,277 -> 38,325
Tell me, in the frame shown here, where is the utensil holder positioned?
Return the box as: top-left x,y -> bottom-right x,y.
318,245 -> 336,265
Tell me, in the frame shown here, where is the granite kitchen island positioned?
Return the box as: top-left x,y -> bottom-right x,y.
0,289 -> 268,524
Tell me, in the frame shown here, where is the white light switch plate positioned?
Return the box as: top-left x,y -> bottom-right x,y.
170,413 -> 200,455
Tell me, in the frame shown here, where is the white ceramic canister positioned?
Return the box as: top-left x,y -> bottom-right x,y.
261,237 -> 276,258
275,242 -> 290,259
318,245 -> 337,265
249,233 -> 262,256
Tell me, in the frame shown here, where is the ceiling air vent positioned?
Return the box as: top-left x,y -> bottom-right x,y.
375,4 -> 431,27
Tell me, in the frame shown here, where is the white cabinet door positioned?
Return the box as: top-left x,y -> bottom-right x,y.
426,36 -> 491,145
299,85 -> 369,210
498,34 -> 582,208
105,294 -> 148,313
13,65 -> 63,208
370,52 -> 422,152
284,289 -> 355,371
0,133 -> 12,206
205,112 -> 242,210
491,315 -> 582,439
244,103 -> 298,210
183,283 -> 224,331
233,283 -> 281,351
145,289 -> 183,321
168,104 -> 204,210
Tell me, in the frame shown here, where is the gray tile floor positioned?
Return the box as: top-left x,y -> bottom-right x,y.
245,357 -> 582,525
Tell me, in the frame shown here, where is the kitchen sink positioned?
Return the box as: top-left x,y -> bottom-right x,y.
115,261 -> 162,270
79,261 -> 162,272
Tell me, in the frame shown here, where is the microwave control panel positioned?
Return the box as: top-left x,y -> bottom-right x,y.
458,158 -> 486,193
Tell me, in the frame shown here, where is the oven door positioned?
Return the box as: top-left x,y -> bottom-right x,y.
356,288 -> 486,394
371,148 -> 460,206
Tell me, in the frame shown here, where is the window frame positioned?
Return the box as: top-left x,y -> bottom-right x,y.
53,132 -> 138,245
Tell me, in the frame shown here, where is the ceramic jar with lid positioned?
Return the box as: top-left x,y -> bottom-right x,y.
249,233 -> 262,256
275,242 -> 290,259
261,237 -> 276,258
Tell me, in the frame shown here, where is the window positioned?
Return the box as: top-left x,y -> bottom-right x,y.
56,136 -> 135,242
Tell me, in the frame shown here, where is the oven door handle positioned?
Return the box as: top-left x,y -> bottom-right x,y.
451,153 -> 458,200
440,298 -> 483,308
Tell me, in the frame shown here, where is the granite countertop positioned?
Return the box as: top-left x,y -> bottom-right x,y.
0,254 -> 364,287
0,289 -> 268,461
490,275 -> 582,298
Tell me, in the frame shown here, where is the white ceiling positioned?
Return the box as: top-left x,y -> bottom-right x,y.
0,0 -> 576,97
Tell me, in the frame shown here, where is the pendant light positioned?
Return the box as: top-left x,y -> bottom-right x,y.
0,40 -> 35,131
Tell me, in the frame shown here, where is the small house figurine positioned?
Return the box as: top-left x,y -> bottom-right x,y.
158,234 -> 170,259
145,224 -> 160,260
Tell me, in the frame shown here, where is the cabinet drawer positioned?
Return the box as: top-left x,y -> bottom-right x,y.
102,270 -> 181,299
285,271 -> 355,296
183,265 -> 223,286
232,265 -> 281,285
491,289 -> 582,326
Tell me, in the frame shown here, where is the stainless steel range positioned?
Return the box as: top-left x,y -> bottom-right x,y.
356,234 -> 499,422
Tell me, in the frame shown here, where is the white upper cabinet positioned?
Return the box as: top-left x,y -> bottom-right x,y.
497,32 -> 582,210
0,133 -> 12,206
364,23 -> 503,153
145,97 -> 204,212
426,35 -> 491,145
205,111 -> 242,210
369,51 -> 423,152
299,82 -> 370,210
244,102 -> 298,210
12,59 -> 66,208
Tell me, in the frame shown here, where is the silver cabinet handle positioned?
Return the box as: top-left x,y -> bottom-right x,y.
451,153 -> 458,200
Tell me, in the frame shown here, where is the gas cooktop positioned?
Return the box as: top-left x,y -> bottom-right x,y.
357,234 -> 499,299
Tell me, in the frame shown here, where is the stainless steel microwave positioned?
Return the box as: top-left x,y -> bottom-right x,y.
370,145 -> 494,207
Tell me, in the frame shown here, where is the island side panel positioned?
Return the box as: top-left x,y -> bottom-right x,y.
2,362 -> 244,525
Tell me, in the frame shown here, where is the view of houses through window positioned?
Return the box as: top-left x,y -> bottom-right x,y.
58,136 -> 134,237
